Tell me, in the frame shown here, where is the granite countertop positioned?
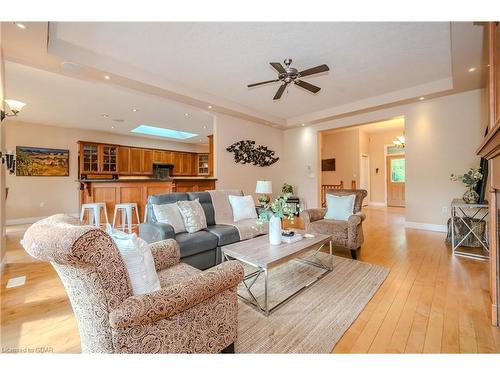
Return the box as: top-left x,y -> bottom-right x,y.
79,176 -> 217,183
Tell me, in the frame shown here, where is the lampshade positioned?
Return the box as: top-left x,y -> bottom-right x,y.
5,99 -> 26,114
255,180 -> 272,194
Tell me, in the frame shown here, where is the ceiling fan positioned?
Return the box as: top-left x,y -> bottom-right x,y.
248,58 -> 330,100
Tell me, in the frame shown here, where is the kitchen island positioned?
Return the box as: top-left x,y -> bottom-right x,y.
79,177 -> 217,224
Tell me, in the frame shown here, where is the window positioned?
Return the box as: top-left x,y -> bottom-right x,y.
391,158 -> 405,183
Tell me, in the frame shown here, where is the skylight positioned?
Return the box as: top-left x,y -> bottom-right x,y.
131,125 -> 198,140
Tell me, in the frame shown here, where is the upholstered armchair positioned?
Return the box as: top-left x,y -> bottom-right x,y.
21,214 -> 244,354
301,189 -> 367,259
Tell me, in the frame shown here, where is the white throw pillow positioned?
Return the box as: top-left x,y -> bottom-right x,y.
324,194 -> 356,221
106,225 -> 161,295
228,195 -> 257,222
152,203 -> 186,234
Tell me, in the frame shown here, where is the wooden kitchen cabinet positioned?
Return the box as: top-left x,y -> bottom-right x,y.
142,149 -> 154,174
79,142 -> 119,175
130,148 -> 142,174
118,147 -> 131,174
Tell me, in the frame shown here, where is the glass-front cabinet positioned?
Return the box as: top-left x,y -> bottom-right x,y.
81,143 -> 99,173
102,145 -> 117,172
198,153 -> 209,175
79,142 -> 119,176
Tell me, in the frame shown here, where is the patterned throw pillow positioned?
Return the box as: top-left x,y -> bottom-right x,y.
177,199 -> 208,233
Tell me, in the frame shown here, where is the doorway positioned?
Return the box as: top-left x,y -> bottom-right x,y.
386,154 -> 405,207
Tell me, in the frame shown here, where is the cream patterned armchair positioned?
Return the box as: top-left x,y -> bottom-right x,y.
22,214 -> 244,353
301,189 -> 367,259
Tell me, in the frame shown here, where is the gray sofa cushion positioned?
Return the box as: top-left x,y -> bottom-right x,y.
175,230 -> 219,258
205,224 -> 240,246
147,193 -> 189,222
187,192 -> 215,226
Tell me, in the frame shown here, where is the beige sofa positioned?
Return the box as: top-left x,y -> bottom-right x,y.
21,214 -> 244,353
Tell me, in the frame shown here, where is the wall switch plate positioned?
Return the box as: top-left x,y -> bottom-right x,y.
442,206 -> 448,214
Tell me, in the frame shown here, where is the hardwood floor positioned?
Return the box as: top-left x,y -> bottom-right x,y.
1,207 -> 499,353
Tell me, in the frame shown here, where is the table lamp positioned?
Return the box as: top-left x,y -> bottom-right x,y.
255,180 -> 272,205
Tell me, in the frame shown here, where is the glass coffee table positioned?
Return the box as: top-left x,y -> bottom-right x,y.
221,232 -> 333,316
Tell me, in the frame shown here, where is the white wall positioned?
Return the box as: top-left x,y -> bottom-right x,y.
0,27 -> 6,265
214,113 -> 285,199
4,120 -> 208,222
283,89 -> 485,227
321,128 -> 360,187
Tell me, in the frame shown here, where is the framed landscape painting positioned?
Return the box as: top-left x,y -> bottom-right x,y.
16,146 -> 69,176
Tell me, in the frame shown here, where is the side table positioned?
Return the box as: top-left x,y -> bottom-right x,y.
451,198 -> 489,260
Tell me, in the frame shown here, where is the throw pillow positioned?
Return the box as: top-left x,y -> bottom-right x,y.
106,225 -> 161,295
324,194 -> 356,221
177,199 -> 208,233
228,195 -> 258,222
152,203 -> 186,233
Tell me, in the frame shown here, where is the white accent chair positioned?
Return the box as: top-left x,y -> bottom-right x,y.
80,203 -> 109,228
113,203 -> 140,233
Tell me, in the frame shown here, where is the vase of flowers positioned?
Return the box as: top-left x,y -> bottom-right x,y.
258,194 -> 295,245
450,168 -> 483,204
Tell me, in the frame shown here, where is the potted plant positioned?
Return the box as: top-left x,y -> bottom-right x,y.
258,194 -> 295,245
281,182 -> 294,195
450,168 -> 483,204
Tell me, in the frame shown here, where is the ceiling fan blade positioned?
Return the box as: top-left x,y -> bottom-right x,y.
273,83 -> 288,100
270,62 -> 286,74
299,64 -> 329,78
247,79 -> 279,88
294,80 -> 321,94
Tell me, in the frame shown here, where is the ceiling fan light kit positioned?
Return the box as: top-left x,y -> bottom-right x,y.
248,58 -> 330,100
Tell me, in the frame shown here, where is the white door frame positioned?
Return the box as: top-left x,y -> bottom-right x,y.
359,154 -> 370,205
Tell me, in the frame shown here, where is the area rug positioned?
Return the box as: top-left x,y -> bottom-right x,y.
235,253 -> 389,353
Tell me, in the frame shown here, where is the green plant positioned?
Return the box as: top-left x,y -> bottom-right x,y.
281,182 -> 294,195
257,193 -> 295,223
450,168 -> 483,188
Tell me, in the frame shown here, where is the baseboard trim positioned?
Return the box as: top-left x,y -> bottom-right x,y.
405,221 -> 447,233
369,201 -> 387,207
6,213 -> 79,226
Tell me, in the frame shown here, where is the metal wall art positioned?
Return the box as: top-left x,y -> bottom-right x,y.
226,140 -> 279,167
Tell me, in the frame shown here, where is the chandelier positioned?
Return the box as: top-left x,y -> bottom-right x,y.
393,135 -> 405,148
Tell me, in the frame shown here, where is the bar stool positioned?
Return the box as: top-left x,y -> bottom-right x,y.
80,203 -> 109,228
113,203 -> 140,233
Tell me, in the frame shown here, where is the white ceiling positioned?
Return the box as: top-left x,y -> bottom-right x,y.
49,22 -> 453,122
1,22 -> 485,133
4,61 -> 213,143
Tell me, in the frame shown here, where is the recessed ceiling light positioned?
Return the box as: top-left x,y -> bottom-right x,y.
184,113 -> 189,117
14,22 -> 27,30
207,105 -> 212,109
203,125 -> 207,129
132,108 -> 138,112
102,114 -> 109,118
419,96 -> 425,101
104,75 -> 111,80
111,125 -> 115,129
199,139 -> 203,142
468,67 -> 476,72
301,123 -> 305,127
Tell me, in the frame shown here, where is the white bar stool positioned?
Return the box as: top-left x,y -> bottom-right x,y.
80,203 -> 109,228
113,203 -> 140,233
